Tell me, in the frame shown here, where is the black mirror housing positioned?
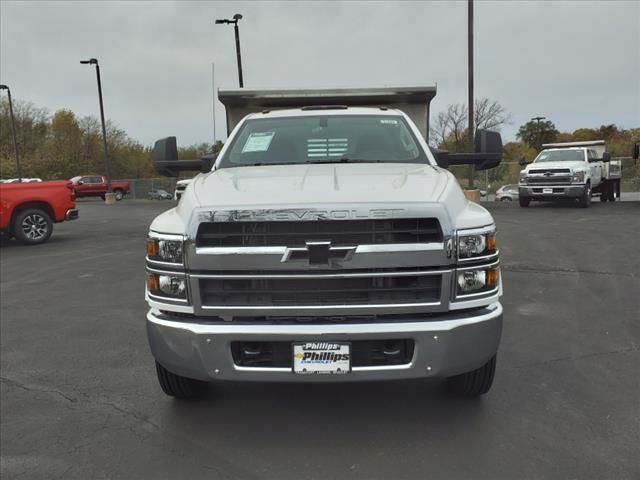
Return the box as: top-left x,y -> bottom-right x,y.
429,147 -> 450,169
444,129 -> 503,171
602,152 -> 611,163
152,136 -> 216,177
518,158 -> 527,167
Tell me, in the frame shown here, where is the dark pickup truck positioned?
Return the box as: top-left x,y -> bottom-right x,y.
70,175 -> 130,201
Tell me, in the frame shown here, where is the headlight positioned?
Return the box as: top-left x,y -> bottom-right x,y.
571,170 -> 586,183
519,172 -> 527,184
457,266 -> 500,296
147,235 -> 183,263
457,227 -> 497,260
147,272 -> 187,299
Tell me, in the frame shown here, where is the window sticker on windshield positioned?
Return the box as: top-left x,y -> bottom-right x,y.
380,119 -> 398,124
242,132 -> 275,153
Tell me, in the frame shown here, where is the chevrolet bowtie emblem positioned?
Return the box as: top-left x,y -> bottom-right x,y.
544,171 -> 553,176
282,241 -> 356,265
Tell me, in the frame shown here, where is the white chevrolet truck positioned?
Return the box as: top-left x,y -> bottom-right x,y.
518,140 -> 622,207
145,87 -> 504,399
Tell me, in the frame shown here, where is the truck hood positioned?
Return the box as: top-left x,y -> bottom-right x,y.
192,163 -> 449,207
151,163 -> 494,235
525,161 -> 585,172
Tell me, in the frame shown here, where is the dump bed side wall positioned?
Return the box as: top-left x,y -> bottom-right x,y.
218,87 -> 437,142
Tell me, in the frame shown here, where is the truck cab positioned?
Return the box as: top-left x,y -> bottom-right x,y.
144,87 -> 505,399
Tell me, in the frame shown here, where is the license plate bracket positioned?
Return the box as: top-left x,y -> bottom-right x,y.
543,188 -> 553,194
293,342 -> 351,374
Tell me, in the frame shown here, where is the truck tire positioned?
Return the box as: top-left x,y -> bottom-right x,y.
13,208 -> 53,245
578,183 -> 591,208
519,197 -> 530,207
155,362 -> 207,399
608,182 -> 616,202
114,189 -> 124,201
446,355 -> 496,396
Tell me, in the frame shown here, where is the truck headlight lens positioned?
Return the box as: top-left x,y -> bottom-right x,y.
457,228 -> 497,260
571,170 -> 586,183
457,266 -> 500,295
519,172 -> 527,184
147,273 -> 186,299
147,237 -> 183,263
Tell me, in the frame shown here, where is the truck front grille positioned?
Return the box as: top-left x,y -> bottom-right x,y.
199,271 -> 442,307
196,218 -> 442,247
526,176 -> 571,185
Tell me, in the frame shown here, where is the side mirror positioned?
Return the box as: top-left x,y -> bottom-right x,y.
77,180 -> 84,185
633,143 -> 639,160
445,129 -> 503,170
518,158 -> 528,167
152,136 -> 215,177
602,152 -> 611,163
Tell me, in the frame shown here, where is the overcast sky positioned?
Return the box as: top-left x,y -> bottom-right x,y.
1,0 -> 638,147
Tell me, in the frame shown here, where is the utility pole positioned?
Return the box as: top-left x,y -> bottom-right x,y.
215,14 -> 244,88
0,84 -> 22,181
532,116 -> 546,151
80,58 -> 113,194
467,0 -> 475,188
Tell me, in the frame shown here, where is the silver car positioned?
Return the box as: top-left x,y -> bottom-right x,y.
495,184 -> 519,202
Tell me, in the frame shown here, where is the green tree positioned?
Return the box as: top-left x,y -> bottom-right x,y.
517,119 -> 559,151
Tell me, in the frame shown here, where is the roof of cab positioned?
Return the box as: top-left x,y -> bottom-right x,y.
244,106 -> 405,120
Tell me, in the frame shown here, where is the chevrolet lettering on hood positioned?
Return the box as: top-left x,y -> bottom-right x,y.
198,208 -> 406,223
145,86 -> 505,399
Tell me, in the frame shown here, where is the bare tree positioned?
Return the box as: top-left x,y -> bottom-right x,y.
431,98 -> 510,149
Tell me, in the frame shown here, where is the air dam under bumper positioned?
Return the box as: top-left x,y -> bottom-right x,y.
146,303 -> 502,382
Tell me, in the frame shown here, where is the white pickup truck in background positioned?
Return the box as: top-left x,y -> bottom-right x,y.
518,140 -> 622,208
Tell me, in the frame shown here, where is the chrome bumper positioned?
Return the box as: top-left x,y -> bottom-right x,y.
65,209 -> 79,221
519,184 -> 585,198
146,302 -> 502,382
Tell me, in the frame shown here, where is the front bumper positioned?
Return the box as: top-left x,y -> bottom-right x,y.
65,208 -> 79,221
146,302 -> 502,382
519,184 -> 585,200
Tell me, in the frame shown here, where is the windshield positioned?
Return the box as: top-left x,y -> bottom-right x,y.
535,150 -> 585,163
217,114 -> 428,168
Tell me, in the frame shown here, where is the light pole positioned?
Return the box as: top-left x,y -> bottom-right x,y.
467,0 -> 475,188
0,84 -> 22,182
80,58 -> 112,192
215,14 -> 244,88
532,116 -> 546,151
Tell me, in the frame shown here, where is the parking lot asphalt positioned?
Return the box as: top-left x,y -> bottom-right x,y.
1,198 -> 639,480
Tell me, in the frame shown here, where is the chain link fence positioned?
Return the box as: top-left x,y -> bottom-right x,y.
122,178 -> 182,199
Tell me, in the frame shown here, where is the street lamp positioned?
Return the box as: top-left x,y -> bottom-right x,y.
0,84 -> 22,182
215,13 -> 244,88
531,116 -> 546,151
80,58 -> 112,193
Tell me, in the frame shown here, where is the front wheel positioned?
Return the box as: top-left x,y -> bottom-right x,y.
114,189 -> 124,201
13,208 -> 53,245
155,362 -> 207,399
519,197 -> 531,207
446,355 -> 496,396
578,183 -> 591,208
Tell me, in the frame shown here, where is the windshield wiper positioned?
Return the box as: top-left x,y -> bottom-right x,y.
305,158 -> 386,164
